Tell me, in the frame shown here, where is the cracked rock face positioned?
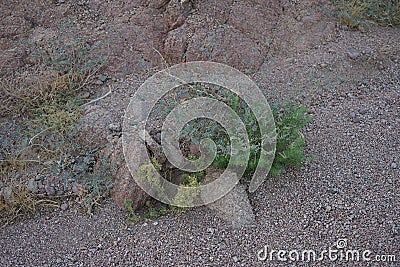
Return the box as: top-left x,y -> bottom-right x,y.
0,0 -> 335,77
162,0 -> 335,74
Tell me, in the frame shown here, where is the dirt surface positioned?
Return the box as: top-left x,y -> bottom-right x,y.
1,0 -> 399,266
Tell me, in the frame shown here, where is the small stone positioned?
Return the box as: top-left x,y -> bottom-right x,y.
83,155 -> 95,166
0,187 -> 14,205
108,123 -> 121,132
233,256 -> 239,263
326,205 -> 332,212
391,162 -> 398,169
347,48 -> 361,60
320,63 -> 328,68
143,222 -> 148,226
350,112 -> 356,118
28,178 -> 38,193
60,203 -> 69,211
45,185 -> 56,196
80,92 -> 90,99
328,189 -> 339,194
98,75 -> 108,83
152,221 -> 159,226
353,117 -> 362,123
207,227 -> 216,234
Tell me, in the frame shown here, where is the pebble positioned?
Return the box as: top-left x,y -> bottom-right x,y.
45,185 -> 56,196
207,227 -> 216,234
0,187 -> 14,205
108,123 -> 122,132
326,205 -> 332,212
61,203 -> 69,211
28,179 -> 38,193
152,221 -> 159,226
72,184 -> 80,193
347,48 -> 361,59
83,155 -> 95,165
327,189 -> 339,194
80,92 -> 90,99
391,162 -> 398,169
233,256 -> 239,263
98,75 -> 108,83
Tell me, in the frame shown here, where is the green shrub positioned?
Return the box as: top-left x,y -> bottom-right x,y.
175,85 -> 312,178
269,103 -> 313,176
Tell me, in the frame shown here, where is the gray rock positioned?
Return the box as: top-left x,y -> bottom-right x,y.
391,162 -> 398,169
347,48 -> 361,59
205,183 -> 255,228
27,179 -> 39,193
45,185 -> 56,196
207,227 -> 216,234
98,75 -> 108,83
80,92 -> 90,99
0,186 -> 14,205
83,154 -> 95,166
60,203 -> 69,211
108,123 -> 122,132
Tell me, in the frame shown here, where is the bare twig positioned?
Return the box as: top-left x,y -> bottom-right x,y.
29,127 -> 53,145
82,85 -> 112,106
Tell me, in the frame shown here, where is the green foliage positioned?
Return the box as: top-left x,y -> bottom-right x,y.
151,156 -> 162,171
137,162 -> 167,201
269,103 -> 313,176
125,199 -> 169,223
125,200 -> 140,223
173,84 -> 312,178
172,173 -> 201,208
144,208 -> 161,219
331,0 -> 400,28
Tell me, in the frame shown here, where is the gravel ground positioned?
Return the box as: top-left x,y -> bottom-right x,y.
1,27 -> 399,266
